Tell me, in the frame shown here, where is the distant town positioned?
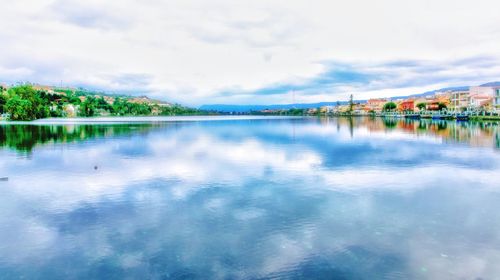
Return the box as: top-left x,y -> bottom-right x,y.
248,83 -> 500,120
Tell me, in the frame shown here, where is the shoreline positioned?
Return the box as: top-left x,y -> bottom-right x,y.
0,115 -> 303,125
1,115 -> 499,125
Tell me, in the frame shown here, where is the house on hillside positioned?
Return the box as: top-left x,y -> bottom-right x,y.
63,104 -> 77,118
0,83 -> 8,91
103,96 -> 115,105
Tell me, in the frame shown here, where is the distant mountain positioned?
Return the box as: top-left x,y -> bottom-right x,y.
200,81 -> 498,112
480,81 -> 500,87
389,85 -> 470,100
199,101 -> 351,113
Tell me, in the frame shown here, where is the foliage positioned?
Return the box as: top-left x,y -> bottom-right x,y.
287,108 -> 305,116
1,85 -> 202,121
160,104 -> 201,116
112,98 -> 153,116
79,96 -> 99,117
416,102 -> 426,110
5,95 -> 32,120
0,93 -> 6,114
5,85 -> 50,120
383,102 -> 397,111
438,102 -> 447,110
0,124 -> 153,153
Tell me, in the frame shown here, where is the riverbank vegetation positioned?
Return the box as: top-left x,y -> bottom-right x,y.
0,85 -> 204,121
0,124 -> 157,152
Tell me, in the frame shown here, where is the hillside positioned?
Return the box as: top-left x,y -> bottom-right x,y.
0,84 -> 201,121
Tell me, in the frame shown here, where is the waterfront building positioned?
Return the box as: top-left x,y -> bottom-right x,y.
398,99 -> 415,111
425,93 -> 450,111
307,108 -> 318,114
469,95 -> 493,111
366,99 -> 387,113
353,103 -> 366,113
470,86 -> 498,96
320,106 -> 335,114
495,89 -> 500,113
469,86 -> 499,111
449,90 -> 470,112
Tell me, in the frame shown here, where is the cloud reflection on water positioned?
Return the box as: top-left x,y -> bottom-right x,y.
0,117 -> 499,279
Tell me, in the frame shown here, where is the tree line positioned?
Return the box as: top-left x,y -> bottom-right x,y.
0,85 -> 203,121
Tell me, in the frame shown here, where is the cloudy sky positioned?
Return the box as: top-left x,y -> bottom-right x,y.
1,0 -> 499,106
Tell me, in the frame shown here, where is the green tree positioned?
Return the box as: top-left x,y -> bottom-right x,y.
5,85 -> 50,120
438,102 -> 447,110
416,102 -> 426,110
383,102 -> 397,111
112,97 -> 129,115
79,96 -> 99,117
5,95 -> 32,120
0,94 -> 6,114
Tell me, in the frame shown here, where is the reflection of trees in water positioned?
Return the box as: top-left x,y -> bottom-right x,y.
382,118 -> 398,129
436,121 -> 448,130
0,124 -> 161,153
417,121 -> 428,131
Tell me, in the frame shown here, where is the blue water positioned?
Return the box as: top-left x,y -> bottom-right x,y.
0,116 -> 499,279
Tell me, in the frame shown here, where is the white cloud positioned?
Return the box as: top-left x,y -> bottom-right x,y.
0,0 -> 499,105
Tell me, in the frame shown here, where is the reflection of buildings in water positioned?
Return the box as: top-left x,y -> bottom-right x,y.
496,129 -> 500,149
332,117 -> 358,138
419,120 -> 498,149
363,117 -> 386,133
352,117 -> 500,150
397,120 -> 417,133
467,123 -> 497,148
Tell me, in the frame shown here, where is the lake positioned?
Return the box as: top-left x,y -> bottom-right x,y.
0,116 -> 499,279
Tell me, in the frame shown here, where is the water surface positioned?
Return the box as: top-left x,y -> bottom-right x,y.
0,117 -> 499,279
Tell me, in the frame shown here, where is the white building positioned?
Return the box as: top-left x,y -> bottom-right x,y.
449,90 -> 470,112
495,88 -> 500,113
469,86 -> 500,111
470,86 -> 498,96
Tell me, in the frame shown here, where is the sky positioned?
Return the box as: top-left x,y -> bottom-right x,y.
0,0 -> 499,106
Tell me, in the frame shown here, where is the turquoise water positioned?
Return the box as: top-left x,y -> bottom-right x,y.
0,116 -> 499,279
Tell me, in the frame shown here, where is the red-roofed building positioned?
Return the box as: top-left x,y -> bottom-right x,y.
398,100 -> 414,111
